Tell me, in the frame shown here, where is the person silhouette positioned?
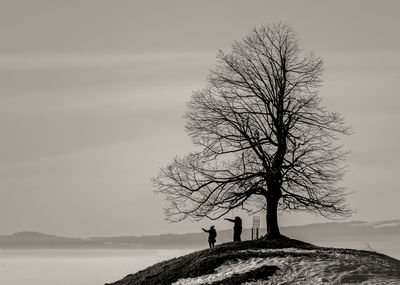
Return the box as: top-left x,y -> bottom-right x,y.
224,216 -> 242,241
202,226 -> 217,248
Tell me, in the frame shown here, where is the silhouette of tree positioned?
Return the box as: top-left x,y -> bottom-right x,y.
153,23 -> 351,238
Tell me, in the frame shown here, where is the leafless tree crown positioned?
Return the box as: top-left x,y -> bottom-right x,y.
153,23 -> 351,224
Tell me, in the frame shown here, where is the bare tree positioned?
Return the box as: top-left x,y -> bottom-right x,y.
153,24 -> 351,238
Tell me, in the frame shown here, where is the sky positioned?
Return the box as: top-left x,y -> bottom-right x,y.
0,0 -> 399,237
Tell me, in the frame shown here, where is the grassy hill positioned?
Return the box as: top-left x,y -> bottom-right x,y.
106,238 -> 400,285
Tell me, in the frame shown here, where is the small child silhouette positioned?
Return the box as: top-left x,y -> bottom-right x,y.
202,226 -> 217,248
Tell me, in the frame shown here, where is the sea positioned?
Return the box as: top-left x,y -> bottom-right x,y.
0,248 -> 193,285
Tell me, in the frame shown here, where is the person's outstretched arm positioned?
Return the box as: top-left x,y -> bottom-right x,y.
202,228 -> 209,232
224,218 -> 235,223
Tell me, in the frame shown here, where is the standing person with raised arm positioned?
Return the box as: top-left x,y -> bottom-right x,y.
225,216 -> 242,241
201,226 -> 217,248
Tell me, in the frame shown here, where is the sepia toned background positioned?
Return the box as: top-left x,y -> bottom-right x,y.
0,0 -> 399,237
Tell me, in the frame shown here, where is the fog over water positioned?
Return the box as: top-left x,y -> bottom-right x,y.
0,249 -> 192,285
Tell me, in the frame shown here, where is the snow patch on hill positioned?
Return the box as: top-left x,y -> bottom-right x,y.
173,248 -> 400,285
173,257 -> 272,285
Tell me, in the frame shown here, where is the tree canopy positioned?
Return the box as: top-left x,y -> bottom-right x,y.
153,23 -> 351,237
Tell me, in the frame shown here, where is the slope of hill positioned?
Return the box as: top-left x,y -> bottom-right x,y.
105,238 -> 400,285
281,220 -> 400,259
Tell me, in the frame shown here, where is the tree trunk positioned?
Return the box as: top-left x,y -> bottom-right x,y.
265,196 -> 281,239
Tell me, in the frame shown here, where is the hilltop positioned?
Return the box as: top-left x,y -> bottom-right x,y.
106,238 -> 400,285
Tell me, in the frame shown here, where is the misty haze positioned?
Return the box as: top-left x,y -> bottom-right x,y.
1,1 -> 399,285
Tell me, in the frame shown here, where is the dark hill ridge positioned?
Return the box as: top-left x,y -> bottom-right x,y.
282,220 -> 400,241
106,238 -> 400,285
0,231 -> 86,248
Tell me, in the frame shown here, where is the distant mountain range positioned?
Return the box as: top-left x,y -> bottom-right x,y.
1,220 -> 399,251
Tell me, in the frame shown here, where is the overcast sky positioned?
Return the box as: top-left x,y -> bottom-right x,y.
0,0 -> 399,237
